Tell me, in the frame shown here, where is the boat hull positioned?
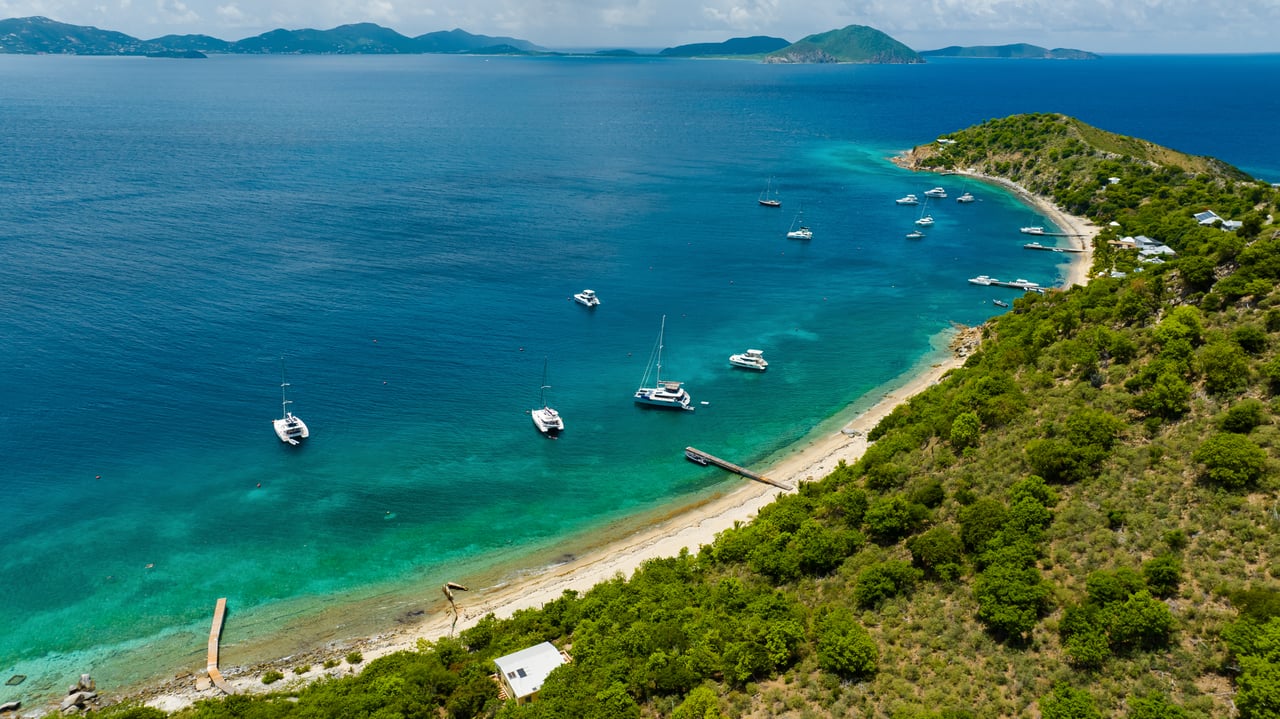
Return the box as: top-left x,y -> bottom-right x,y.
272,415 -> 309,445
531,407 -> 564,436
634,387 -> 693,411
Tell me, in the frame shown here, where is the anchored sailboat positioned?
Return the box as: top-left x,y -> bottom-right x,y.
272,359 -> 309,446
634,315 -> 693,411
531,358 -> 564,437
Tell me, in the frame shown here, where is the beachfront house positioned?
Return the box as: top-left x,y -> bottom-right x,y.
492,641 -> 571,705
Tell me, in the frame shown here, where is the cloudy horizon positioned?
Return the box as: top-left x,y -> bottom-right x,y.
0,0 -> 1277,53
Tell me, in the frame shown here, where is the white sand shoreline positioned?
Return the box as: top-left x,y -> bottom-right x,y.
106,161 -> 1098,716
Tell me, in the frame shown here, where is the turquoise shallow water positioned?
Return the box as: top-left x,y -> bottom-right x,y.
1,53 -> 1278,701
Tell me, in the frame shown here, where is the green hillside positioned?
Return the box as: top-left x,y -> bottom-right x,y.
766,24 -> 922,64
100,115 -> 1280,719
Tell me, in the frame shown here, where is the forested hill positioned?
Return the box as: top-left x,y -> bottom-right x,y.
107,115 -> 1280,719
765,24 -> 922,64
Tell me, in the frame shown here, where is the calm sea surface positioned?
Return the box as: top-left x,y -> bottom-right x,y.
1,53 -> 1277,699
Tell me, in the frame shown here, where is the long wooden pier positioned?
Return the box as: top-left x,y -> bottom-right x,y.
685,447 -> 792,491
207,598 -> 234,694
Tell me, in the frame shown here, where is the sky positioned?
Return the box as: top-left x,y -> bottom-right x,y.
1,0 -> 1278,53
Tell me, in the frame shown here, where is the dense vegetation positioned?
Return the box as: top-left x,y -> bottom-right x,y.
107,113 -> 1280,718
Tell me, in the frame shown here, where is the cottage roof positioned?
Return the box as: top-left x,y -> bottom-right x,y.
494,642 -> 566,700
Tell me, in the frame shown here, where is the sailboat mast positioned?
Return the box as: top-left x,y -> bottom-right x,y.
540,357 -> 551,408
279,358 -> 291,419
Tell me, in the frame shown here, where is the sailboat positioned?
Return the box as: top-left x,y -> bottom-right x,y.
531,358 -> 564,437
633,315 -> 694,411
786,208 -> 813,240
272,359 -> 309,445
758,178 -> 781,207
914,196 -> 934,227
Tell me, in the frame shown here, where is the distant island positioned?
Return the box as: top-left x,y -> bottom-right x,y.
765,25 -> 922,64
921,43 -> 1099,59
660,36 -> 790,58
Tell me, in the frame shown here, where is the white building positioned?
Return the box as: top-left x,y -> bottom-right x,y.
493,641 -> 571,705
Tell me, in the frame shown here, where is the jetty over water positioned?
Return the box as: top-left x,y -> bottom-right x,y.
1023,242 -> 1085,253
684,447 -> 792,491
207,597 -> 234,695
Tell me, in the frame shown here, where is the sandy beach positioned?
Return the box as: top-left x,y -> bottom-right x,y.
115,164 -> 1097,715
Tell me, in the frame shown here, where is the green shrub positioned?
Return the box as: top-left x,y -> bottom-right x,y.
1220,399 -> 1268,433
1193,432 -> 1270,488
346,651 -> 364,665
815,607 -> 879,679
261,670 -> 284,685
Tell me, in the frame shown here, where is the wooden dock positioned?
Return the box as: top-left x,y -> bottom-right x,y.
1023,242 -> 1085,253
207,598 -> 234,695
684,447 -> 792,491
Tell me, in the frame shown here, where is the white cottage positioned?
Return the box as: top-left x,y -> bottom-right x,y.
493,641 -> 571,705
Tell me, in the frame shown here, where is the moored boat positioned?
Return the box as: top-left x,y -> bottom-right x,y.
968,275 -> 997,286
634,315 -> 694,411
1020,226 -> 1045,235
531,358 -> 564,437
906,229 -> 925,239
956,192 -> 975,203
924,187 -> 947,198
895,194 -> 920,205
272,360 -> 309,446
573,289 -> 600,307
728,348 -> 768,371
993,299 -> 1010,308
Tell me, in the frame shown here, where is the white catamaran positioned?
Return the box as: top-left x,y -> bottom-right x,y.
272,360 -> 309,446
531,358 -> 564,437
634,315 -> 693,411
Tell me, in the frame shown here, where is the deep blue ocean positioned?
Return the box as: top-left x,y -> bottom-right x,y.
2,53 -> 1278,700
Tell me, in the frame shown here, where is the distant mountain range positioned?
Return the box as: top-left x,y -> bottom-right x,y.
0,16 -> 544,55
0,16 -> 1096,63
921,43 -> 1098,60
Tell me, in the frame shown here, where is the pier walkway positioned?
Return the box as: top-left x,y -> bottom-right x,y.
207,597 -> 234,695
684,447 -> 792,491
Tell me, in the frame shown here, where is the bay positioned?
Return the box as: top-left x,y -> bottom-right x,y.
1,53 -> 1276,699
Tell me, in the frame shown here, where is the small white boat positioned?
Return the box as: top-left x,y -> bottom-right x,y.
915,215 -> 934,227
956,192 -> 975,203
685,448 -> 710,466
573,289 -> 600,307
1008,278 -> 1041,290
924,187 -> 947,198
272,360 -> 309,446
531,358 -> 564,437
993,299 -> 1009,308
1020,226 -> 1045,235
906,229 -> 925,239
786,211 -> 812,240
729,348 -> 768,371
634,315 -> 693,411
895,194 -> 920,205
968,275 -> 996,286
